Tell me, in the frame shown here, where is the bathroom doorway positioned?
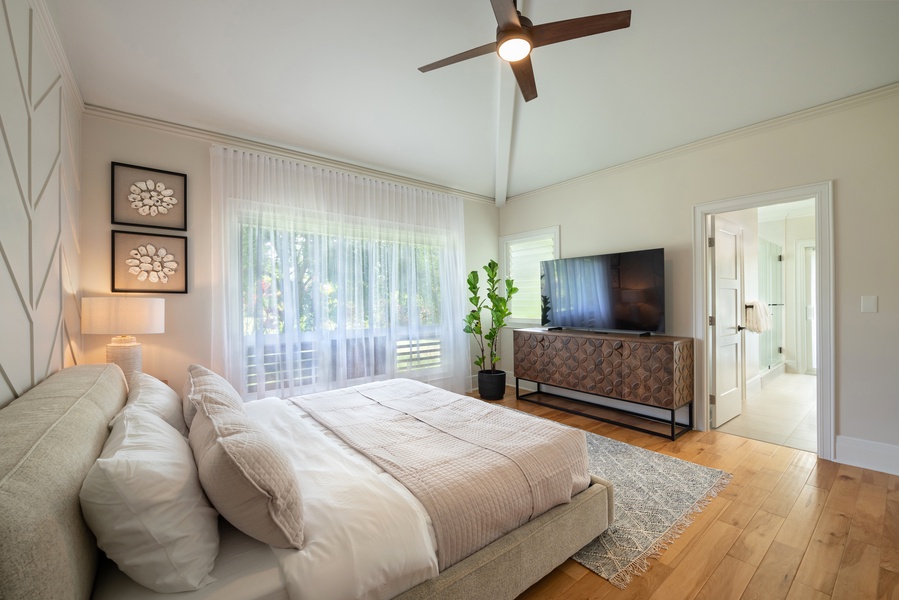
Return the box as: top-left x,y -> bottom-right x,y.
711,199 -> 818,452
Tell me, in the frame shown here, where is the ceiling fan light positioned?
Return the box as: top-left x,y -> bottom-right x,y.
497,36 -> 531,62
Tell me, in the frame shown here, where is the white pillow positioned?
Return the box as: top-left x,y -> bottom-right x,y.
110,372 -> 187,435
183,364 -> 243,429
81,410 -> 220,592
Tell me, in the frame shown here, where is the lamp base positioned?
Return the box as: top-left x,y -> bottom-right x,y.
107,336 -> 142,386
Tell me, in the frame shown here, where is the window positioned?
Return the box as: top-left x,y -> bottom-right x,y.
499,226 -> 559,323
239,222 -> 447,394
212,146 -> 470,399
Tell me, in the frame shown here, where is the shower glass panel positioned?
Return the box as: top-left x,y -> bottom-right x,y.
758,239 -> 784,371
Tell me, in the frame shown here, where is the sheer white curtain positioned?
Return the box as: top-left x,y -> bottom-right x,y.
211,146 -> 469,399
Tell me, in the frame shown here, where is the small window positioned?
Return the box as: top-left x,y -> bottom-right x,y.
499,226 -> 560,323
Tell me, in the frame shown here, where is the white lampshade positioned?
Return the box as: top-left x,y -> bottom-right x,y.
82,297 -> 165,335
82,297 -> 165,384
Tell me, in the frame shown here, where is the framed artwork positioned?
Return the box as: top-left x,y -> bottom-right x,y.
112,230 -> 188,293
111,162 -> 187,231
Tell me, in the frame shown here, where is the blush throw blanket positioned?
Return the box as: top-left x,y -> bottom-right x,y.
293,378 -> 591,571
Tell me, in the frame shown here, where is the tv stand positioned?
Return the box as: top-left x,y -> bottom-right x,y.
513,328 -> 694,440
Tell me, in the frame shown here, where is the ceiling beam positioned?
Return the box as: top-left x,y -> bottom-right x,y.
494,57 -> 517,207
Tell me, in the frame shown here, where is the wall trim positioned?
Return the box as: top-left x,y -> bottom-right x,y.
82,105 -> 495,206
835,435 -> 899,477
508,81 -> 899,204
30,0 -> 84,113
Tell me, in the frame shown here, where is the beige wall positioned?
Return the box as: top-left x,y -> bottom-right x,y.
81,116 -> 213,394
500,89 -> 899,453
463,196 -> 501,388
0,0 -> 82,407
80,114 -> 498,394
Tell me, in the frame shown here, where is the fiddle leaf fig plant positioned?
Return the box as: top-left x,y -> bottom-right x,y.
463,260 -> 519,372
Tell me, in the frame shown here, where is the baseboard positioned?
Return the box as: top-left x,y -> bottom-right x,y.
760,364 -> 786,388
745,374 -> 762,396
835,435 -> 899,477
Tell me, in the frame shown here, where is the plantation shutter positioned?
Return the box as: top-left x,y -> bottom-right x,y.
501,227 -> 559,322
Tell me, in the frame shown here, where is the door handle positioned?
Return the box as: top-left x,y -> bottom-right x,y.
738,325 -> 746,331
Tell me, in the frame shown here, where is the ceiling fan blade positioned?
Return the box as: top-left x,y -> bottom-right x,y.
419,42 -> 497,73
509,55 -> 538,102
490,0 -> 521,30
531,10 -> 631,48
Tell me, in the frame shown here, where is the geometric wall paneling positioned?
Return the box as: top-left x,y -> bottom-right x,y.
0,169 -> 30,302
0,0 -> 80,407
60,248 -> 80,368
33,166 -> 61,298
0,11 -> 28,212
33,249 -> 63,378
3,0 -> 30,83
32,87 -> 61,208
0,249 -> 32,400
29,15 -> 60,108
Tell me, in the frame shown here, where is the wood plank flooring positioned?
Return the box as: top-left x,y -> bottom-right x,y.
486,389 -> 899,600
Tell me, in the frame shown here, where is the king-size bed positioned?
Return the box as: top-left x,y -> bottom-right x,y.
0,364 -> 614,600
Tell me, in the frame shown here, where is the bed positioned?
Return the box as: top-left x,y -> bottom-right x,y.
0,364 -> 614,600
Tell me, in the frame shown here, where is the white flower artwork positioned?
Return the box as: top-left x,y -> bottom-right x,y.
125,244 -> 179,284
128,179 -> 179,217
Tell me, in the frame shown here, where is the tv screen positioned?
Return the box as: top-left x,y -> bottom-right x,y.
541,248 -> 665,333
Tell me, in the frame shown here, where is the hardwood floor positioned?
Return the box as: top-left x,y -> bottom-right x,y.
486,389 -> 899,600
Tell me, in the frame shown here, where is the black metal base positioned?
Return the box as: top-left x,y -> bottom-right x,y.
515,378 -> 693,441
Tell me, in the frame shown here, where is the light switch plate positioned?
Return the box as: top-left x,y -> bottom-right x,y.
861,295 -> 878,313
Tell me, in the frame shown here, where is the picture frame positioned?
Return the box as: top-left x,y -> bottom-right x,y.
112,230 -> 188,293
111,162 -> 187,231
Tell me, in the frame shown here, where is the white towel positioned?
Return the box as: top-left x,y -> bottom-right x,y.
744,301 -> 771,333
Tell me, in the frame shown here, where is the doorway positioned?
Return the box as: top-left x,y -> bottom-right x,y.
691,182 -> 834,460
710,200 -> 818,451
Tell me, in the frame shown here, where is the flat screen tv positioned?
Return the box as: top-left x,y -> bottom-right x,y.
541,248 -> 665,334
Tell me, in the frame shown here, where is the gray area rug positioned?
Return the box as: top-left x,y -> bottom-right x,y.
574,432 -> 732,588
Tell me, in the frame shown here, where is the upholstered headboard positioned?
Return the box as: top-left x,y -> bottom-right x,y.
0,364 -> 127,600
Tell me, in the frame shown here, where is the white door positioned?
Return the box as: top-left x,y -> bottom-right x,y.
710,215 -> 744,428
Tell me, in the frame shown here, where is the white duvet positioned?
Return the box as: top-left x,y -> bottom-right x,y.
244,397 -> 439,600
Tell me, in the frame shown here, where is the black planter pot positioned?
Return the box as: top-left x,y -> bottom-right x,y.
477,370 -> 506,401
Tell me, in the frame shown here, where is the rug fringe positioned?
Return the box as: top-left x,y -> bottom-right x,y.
606,470 -> 733,589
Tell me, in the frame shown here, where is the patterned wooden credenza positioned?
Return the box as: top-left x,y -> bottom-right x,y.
513,328 -> 694,439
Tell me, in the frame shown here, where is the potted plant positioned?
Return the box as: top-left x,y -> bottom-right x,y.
463,260 -> 518,400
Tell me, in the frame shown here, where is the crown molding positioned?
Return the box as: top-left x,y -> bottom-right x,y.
82,105 -> 495,206
508,81 -> 899,204
30,0 -> 84,113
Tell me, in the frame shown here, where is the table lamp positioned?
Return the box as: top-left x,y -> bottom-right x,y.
82,297 -> 165,384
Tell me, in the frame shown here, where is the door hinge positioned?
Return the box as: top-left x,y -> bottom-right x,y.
709,315 -> 716,326
778,346 -> 783,354
708,237 -> 715,248
778,254 -> 783,261
710,394 -> 716,405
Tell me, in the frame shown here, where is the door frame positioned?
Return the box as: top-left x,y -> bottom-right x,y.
797,239 -> 817,375
692,182 -> 834,460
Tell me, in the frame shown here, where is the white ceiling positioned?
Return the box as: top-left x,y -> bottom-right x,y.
45,0 -> 899,200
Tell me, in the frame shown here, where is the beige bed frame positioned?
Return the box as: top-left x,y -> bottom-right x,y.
0,365 -> 614,600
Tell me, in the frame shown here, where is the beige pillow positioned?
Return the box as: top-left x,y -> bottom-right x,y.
189,397 -> 304,549
183,364 -> 243,428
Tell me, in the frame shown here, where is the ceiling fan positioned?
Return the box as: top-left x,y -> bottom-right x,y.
419,0 -> 631,102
